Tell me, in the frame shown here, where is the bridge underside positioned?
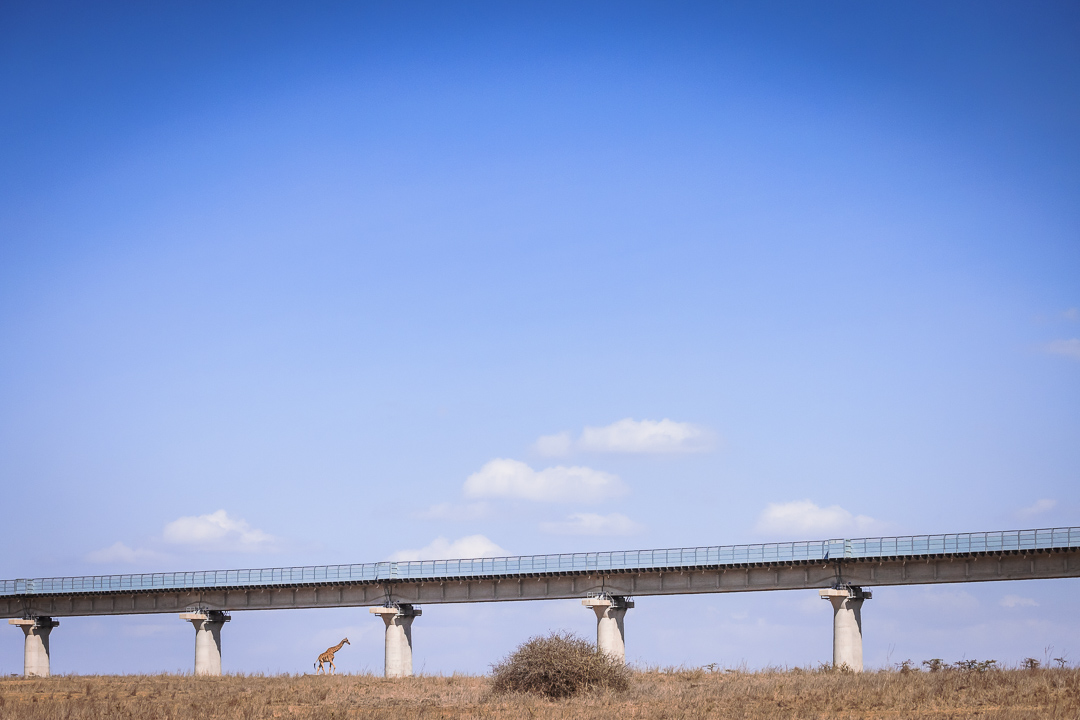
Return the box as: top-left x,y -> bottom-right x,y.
3,548 -> 1077,618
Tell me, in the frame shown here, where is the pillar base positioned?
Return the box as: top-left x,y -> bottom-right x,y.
583,595 -> 633,663
180,611 -> 230,676
371,604 -> 421,678
10,617 -> 59,678
820,586 -> 871,672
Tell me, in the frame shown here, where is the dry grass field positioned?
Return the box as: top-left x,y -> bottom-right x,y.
1,667 -> 1077,719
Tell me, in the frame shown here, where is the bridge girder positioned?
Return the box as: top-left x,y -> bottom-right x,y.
3,548 -> 1076,618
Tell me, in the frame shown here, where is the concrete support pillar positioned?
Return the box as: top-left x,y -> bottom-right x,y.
820,586 -> 871,672
179,611 -> 230,676
9,617 -> 59,677
370,604 -> 421,678
582,596 -> 633,663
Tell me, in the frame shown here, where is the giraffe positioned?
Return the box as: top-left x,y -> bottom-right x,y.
314,637 -> 350,675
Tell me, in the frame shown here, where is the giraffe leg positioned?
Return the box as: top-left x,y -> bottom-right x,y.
329,660 -> 336,675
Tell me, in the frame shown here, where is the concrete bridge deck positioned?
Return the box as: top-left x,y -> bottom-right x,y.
3,526 -> 1078,617
5,526 -> 1077,678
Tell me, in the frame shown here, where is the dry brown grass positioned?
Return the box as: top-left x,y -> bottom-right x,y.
0,666 -> 1077,719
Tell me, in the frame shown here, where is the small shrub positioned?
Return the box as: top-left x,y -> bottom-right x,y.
954,659 -> 997,673
490,631 -> 630,699
922,658 -> 945,673
1022,658 -> 1041,671
897,659 -> 916,674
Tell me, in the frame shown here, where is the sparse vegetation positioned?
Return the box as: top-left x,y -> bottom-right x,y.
0,664 -> 1076,718
953,658 -> 999,672
489,631 -> 630,698
922,657 -> 946,672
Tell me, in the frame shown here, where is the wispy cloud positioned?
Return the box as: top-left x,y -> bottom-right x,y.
755,500 -> 881,537
122,623 -> 176,638
85,542 -> 164,564
463,458 -> 625,503
1044,338 -> 1080,359
87,510 -> 277,562
1063,308 -> 1079,322
1000,594 -> 1038,608
539,512 -> 643,536
389,534 -> 506,561
415,502 -> 490,521
532,431 -> 573,457
580,418 -> 712,453
162,509 -> 277,552
535,418 -> 713,456
1017,498 -> 1056,520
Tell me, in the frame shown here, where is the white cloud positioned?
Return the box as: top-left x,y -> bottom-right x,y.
755,500 -> 880,537
1063,308 -> 1079,321
539,512 -> 644,536
533,431 -> 573,457
463,458 -> 625,503
1017,498 -> 1057,520
1045,338 -> 1080,359
162,509 -> 277,552
85,542 -> 162,564
1000,594 -> 1039,608
415,502 -> 490,521
578,418 -> 712,454
389,534 -> 507,562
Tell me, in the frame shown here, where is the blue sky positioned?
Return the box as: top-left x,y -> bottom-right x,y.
1,1 -> 1078,674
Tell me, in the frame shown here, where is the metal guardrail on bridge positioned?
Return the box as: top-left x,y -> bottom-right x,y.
2,527 -> 1077,597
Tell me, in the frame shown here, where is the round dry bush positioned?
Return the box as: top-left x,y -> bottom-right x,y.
490,631 -> 631,699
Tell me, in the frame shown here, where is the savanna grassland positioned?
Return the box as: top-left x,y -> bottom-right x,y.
1,667 -> 1078,720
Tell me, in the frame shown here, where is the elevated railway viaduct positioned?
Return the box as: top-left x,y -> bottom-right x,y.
4,527 -> 1078,677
